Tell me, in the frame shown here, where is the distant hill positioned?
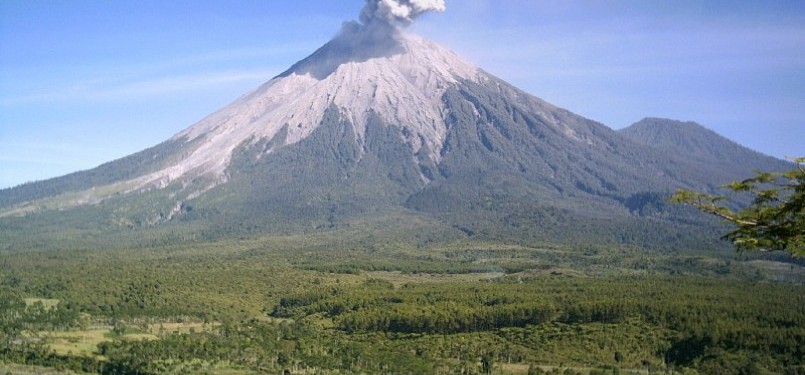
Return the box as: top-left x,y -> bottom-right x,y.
619,117 -> 791,175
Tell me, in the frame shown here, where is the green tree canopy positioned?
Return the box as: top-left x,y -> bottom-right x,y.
671,157 -> 804,257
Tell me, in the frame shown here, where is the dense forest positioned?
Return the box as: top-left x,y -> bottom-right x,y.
0,234 -> 802,374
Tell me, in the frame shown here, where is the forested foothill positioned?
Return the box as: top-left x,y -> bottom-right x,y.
0,232 -> 802,374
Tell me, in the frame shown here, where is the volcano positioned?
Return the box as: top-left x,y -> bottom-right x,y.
0,9 -> 790,251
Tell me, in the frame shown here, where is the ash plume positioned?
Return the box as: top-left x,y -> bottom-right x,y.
278,0 -> 446,79
359,0 -> 446,28
348,0 -> 446,41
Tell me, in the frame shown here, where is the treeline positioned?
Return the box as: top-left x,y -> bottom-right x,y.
0,290 -> 97,374
2,237 -> 802,374
273,276 -> 804,372
274,277 -> 804,334
296,258 -> 537,275
2,273 -> 803,374
339,302 -> 556,334
0,291 -> 79,336
1,287 -> 426,375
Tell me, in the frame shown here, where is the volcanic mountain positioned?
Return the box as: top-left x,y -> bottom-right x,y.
0,23 -> 790,251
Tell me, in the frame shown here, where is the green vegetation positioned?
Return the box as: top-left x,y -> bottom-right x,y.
0,45 -> 799,375
0,234 -> 802,374
3,108 -> 790,257
673,157 -> 804,256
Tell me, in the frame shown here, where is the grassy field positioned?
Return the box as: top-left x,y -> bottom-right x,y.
39,329 -> 113,357
0,364 -> 81,375
147,321 -> 220,335
30,328 -> 158,357
24,298 -> 60,309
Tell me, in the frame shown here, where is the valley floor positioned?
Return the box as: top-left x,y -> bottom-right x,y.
1,235 -> 802,374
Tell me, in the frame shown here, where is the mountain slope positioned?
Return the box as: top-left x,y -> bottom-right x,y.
0,28 -> 789,252
0,138 -> 201,209
619,118 -> 791,175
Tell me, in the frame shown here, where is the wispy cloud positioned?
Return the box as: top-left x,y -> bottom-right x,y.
0,140 -> 117,166
0,42 -> 315,107
100,43 -> 314,80
1,68 -> 280,106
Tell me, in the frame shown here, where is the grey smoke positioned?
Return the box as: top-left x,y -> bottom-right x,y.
277,0 -> 446,80
360,0 -> 447,27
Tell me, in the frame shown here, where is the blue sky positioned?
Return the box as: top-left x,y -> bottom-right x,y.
1,0 -> 803,189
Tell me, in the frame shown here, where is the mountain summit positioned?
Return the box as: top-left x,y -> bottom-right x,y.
168,32 -> 481,187
0,3 -> 790,251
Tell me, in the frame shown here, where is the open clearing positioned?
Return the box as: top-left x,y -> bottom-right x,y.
38,329 -> 157,357
0,363 -> 79,375
24,298 -> 60,309
147,321 -> 221,335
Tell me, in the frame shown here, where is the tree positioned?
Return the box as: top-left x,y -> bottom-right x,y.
481,353 -> 494,374
671,157 -> 804,257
